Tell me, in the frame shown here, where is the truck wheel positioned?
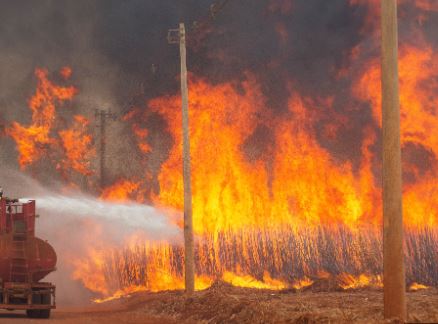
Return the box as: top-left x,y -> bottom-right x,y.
39,293 -> 52,318
39,308 -> 51,319
26,292 -> 42,318
26,309 -> 41,318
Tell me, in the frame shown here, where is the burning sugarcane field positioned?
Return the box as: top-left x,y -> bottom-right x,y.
0,0 -> 437,323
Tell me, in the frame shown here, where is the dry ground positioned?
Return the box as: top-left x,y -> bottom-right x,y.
0,282 -> 437,323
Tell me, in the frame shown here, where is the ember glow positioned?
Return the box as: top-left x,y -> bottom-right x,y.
408,282 -> 429,291
3,0 -> 438,304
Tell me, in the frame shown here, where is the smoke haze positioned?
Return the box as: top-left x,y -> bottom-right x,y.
1,1 -> 437,183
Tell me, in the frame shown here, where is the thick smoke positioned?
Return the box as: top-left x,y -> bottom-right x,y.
0,0 -> 202,185
1,1 -> 436,181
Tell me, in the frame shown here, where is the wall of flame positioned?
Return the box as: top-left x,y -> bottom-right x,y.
1,0 -> 438,300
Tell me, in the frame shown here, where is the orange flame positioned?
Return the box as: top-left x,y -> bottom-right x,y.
292,277 -> 314,290
7,28 -> 438,301
7,68 -> 77,168
79,51 -> 438,299
100,180 -> 142,203
354,44 -> 438,227
409,282 -> 429,291
147,77 -> 379,234
58,115 -> 95,176
338,273 -> 383,290
222,271 -> 288,290
72,248 -> 110,296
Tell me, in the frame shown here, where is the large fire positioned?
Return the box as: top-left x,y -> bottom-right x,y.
6,67 -> 95,182
5,1 -> 438,302
75,56 -> 437,297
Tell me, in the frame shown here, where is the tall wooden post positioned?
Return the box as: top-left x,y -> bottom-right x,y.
381,0 -> 406,320
168,23 -> 195,294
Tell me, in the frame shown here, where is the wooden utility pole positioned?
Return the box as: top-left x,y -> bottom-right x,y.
168,23 -> 195,294
95,109 -> 117,189
381,0 -> 406,321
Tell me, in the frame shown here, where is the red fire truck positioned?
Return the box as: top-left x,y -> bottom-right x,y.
0,196 -> 56,318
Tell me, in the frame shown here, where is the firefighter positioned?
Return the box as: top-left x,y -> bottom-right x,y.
0,187 -> 3,199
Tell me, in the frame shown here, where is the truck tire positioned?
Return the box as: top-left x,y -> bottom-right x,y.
26,293 -> 41,318
26,308 -> 41,318
26,291 -> 50,318
26,295 -> 41,318
39,293 -> 51,318
26,290 -> 52,318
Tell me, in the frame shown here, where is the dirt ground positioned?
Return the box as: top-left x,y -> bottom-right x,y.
0,282 -> 437,323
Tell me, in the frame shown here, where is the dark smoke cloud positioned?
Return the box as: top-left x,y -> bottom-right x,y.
0,0 -> 367,111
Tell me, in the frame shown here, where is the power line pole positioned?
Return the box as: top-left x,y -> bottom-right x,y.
95,109 -> 117,190
381,0 -> 406,321
168,23 -> 195,294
